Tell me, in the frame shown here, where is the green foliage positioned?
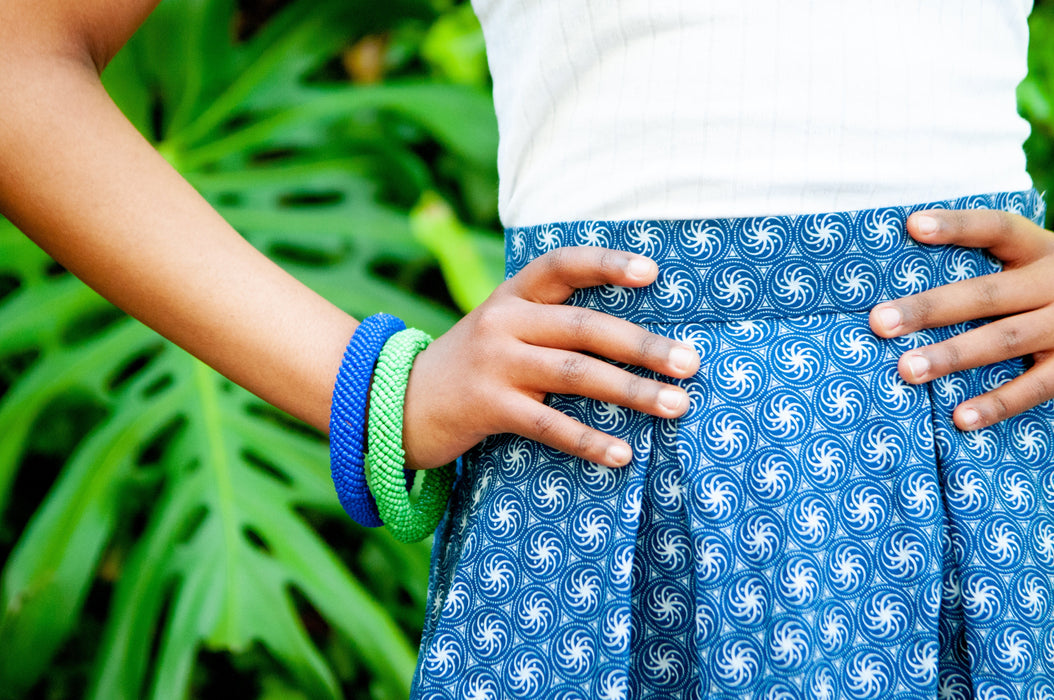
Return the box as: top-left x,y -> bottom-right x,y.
7,1 -> 1054,698
420,3 -> 490,87
1021,0 -> 1054,225
0,0 -> 501,697
412,192 -> 502,311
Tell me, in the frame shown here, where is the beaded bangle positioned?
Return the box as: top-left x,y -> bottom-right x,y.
367,328 -> 456,543
330,313 -> 405,527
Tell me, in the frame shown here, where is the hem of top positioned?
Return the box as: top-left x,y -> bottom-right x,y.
500,186 -> 1045,232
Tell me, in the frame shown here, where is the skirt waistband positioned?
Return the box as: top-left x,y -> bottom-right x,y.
503,190 -> 1046,323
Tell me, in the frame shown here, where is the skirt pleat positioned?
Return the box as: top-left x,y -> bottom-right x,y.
412,190 -> 1054,700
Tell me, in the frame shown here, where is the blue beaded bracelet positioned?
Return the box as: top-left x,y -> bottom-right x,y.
330,313 -> 405,527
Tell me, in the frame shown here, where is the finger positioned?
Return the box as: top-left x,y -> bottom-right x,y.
506,397 -> 634,468
506,246 -> 658,305
521,304 -> 700,378
906,208 -> 1054,264
896,306 -> 1054,384
870,266 -> 1051,337
953,351 -> 1054,431
520,346 -> 691,419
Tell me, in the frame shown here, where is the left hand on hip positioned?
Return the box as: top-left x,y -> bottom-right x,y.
870,208 -> 1054,431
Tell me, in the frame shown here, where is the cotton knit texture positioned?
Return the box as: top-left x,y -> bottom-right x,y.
473,0 -> 1035,226
367,328 -> 456,543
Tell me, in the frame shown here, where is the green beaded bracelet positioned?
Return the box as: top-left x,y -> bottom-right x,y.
366,328 -> 455,543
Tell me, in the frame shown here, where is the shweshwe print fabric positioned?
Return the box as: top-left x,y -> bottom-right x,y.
412,190 -> 1054,700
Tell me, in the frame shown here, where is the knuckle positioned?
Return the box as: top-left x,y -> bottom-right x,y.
559,355 -> 589,385
574,429 -> 598,457
994,210 -> 1015,239
998,325 -> 1022,355
531,410 -> 559,441
481,390 -> 517,434
622,376 -> 643,403
989,392 -> 1011,422
905,294 -> 934,327
1028,373 -> 1051,406
568,308 -> 598,341
942,341 -> 963,371
951,209 -> 969,237
635,332 -> 660,364
543,247 -> 568,276
494,276 -> 522,299
974,278 -> 1000,308
471,301 -> 506,336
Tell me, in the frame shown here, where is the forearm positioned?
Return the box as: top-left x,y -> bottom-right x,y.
0,17 -> 355,434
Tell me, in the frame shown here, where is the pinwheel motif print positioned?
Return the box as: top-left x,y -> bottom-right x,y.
413,191 -> 1054,700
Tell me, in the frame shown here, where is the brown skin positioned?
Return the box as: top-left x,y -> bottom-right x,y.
870,209 -> 1054,431
0,0 -> 358,442
403,248 -> 701,469
2,1 -> 1052,476
0,0 -> 698,471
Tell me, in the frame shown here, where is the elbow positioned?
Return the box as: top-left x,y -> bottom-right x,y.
0,2 -> 157,77
0,23 -> 92,80
63,2 -> 164,74
77,13 -> 130,74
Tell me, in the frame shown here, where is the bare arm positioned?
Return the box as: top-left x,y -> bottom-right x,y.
0,0 -> 357,433
0,0 -> 699,471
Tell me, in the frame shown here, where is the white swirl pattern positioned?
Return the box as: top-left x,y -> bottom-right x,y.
412,191 -> 1054,700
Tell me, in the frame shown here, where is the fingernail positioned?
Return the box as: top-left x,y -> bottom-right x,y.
960,407 -> 981,429
907,354 -> 930,380
669,346 -> 697,373
606,444 -> 632,466
915,215 -> 939,235
626,257 -> 652,280
658,388 -> 685,412
877,306 -> 902,331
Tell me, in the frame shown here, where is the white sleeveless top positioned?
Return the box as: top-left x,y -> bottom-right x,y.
473,0 -> 1036,227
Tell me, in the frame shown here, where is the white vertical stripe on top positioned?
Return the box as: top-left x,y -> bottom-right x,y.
472,0 -> 1036,228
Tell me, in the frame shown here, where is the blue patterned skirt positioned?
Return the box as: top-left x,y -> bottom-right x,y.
411,190 -> 1054,700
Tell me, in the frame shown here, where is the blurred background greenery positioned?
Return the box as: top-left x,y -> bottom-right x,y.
2,0 -> 1054,698
1023,0 -> 1054,208
0,1 -> 499,698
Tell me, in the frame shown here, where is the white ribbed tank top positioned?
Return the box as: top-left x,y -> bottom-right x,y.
473,0 -> 1036,228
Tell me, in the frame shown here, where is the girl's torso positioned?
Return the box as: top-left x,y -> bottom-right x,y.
473,0 -> 1036,227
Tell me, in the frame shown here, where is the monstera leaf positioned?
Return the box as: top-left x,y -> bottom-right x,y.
0,0 -> 501,697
